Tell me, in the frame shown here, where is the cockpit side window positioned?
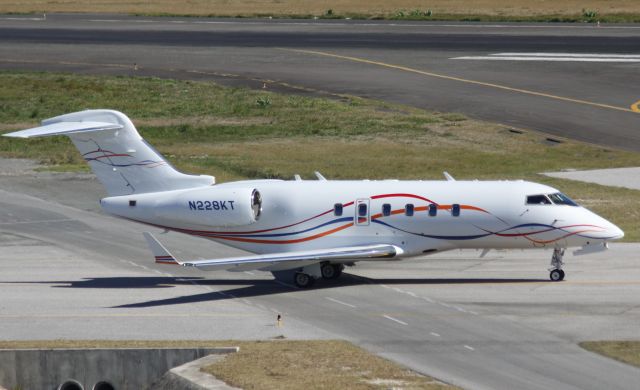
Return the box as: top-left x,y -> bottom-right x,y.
548,192 -> 579,206
526,194 -> 551,205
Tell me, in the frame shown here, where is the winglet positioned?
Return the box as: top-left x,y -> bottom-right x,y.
143,232 -> 182,265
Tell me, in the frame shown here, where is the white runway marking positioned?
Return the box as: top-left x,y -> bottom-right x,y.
495,53 -> 640,58
74,18 -> 640,30
452,52 -> 640,62
430,332 -> 441,337
464,345 -> 475,351
383,314 -> 408,325
326,297 -> 357,308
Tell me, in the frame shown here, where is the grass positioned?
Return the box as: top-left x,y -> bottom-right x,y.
1,1 -> 640,23
580,341 -> 640,368
0,340 -> 453,389
1,71 -> 640,241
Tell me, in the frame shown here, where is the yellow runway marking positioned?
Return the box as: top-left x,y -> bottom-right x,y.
284,49 -> 638,115
632,100 -> 640,113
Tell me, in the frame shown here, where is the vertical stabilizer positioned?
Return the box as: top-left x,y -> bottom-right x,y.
4,110 -> 214,196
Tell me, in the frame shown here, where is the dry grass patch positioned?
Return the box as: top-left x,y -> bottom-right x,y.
0,0 -> 638,20
203,340 -> 452,390
580,341 -> 640,368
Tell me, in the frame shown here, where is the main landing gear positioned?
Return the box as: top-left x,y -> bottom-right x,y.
549,247 -> 566,282
293,263 -> 345,288
320,263 -> 344,280
294,272 -> 316,288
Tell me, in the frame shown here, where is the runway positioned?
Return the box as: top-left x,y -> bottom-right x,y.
0,13 -> 639,150
1,163 -> 640,389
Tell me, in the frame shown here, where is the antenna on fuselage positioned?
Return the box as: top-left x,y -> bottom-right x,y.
294,174 -> 302,181
443,171 -> 455,181
314,171 -> 327,181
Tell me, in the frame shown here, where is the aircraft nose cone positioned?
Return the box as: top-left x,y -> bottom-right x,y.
609,223 -> 625,240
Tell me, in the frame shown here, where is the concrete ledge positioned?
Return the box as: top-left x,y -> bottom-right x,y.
0,347 -> 239,390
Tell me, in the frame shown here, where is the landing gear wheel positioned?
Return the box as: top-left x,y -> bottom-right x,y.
294,272 -> 315,288
321,263 -> 344,279
549,269 -> 565,282
548,247 -> 566,282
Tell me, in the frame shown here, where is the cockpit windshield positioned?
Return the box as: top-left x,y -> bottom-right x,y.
526,194 -> 551,205
526,193 -> 579,206
548,192 -> 579,206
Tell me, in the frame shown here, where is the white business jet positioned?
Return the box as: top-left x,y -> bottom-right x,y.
5,110 -> 624,287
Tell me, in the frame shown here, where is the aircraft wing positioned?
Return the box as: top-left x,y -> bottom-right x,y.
143,232 -> 401,272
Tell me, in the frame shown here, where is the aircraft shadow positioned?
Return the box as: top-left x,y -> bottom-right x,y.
0,274 -> 547,308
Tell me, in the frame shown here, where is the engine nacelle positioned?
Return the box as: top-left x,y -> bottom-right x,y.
101,186 -> 262,228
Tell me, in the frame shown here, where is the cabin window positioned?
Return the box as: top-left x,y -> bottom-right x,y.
428,203 -> 437,216
382,203 -> 391,216
452,204 -> 460,217
334,203 -> 343,216
358,203 -> 368,217
129,200 -> 137,207
526,194 -> 551,205
405,204 -> 414,217
548,192 -> 578,206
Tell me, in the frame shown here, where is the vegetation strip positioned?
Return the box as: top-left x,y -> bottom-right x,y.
2,1 -> 640,23
1,71 -> 639,241
580,341 -> 640,368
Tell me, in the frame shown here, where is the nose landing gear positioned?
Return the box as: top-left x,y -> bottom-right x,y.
549,247 -> 565,281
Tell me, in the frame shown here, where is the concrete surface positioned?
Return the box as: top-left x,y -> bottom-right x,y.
545,167 -> 640,190
0,347 -> 237,390
0,14 -> 638,151
1,161 -> 639,389
155,354 -> 241,390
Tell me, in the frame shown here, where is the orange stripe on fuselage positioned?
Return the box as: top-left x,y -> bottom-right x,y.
204,222 -> 354,244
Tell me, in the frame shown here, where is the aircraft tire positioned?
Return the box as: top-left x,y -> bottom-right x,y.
549,269 -> 565,282
320,263 -> 337,279
294,272 -> 314,288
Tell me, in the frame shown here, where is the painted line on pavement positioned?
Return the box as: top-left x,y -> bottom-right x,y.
430,332 -> 441,337
383,314 -> 408,325
70,18 -> 640,29
464,345 -> 475,351
285,49 -> 637,114
326,297 -> 357,308
453,56 -> 640,62
494,53 -> 640,58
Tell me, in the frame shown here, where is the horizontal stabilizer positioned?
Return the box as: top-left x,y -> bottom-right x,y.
3,121 -> 123,139
143,232 -> 181,265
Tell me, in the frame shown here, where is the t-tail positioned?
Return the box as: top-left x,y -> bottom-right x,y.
3,109 -> 214,196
